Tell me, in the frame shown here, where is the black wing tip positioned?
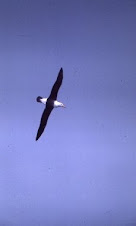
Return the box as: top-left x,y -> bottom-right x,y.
36,134 -> 40,141
60,67 -> 63,73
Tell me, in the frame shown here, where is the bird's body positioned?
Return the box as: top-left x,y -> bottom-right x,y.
36,68 -> 65,141
37,97 -> 63,108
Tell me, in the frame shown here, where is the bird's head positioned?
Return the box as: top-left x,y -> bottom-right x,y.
54,100 -> 66,108
60,103 -> 66,108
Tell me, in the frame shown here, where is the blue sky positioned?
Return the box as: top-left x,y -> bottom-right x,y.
0,0 -> 136,225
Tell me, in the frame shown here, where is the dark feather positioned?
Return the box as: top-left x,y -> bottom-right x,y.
36,105 -> 53,141
36,96 -> 43,102
48,68 -> 63,100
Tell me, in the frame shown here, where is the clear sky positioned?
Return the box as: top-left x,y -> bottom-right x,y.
0,0 -> 136,225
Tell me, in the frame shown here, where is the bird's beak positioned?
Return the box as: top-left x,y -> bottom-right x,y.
62,104 -> 66,108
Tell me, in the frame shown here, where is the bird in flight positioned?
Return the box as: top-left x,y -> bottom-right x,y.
36,68 -> 65,141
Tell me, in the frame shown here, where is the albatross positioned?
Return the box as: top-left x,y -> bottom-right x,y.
36,68 -> 65,141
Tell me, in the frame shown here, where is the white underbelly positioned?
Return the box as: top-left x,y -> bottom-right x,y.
41,98 -> 47,104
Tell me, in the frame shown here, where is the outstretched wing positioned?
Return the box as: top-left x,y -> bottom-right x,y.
48,68 -> 63,100
36,105 -> 53,141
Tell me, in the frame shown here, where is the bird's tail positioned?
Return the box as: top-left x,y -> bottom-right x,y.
36,96 -> 43,103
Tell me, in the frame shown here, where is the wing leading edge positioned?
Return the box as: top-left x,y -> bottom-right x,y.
48,68 -> 63,100
36,105 -> 53,141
